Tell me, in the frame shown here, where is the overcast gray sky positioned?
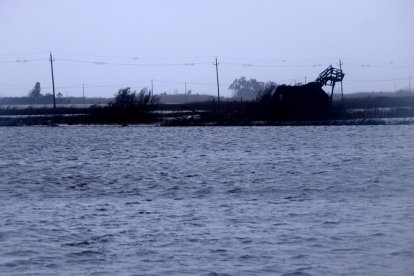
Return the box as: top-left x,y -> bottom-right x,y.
0,0 -> 413,97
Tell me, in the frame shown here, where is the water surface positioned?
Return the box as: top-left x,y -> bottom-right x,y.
0,126 -> 413,275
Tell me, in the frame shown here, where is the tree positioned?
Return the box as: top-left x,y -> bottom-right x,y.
111,87 -> 159,108
229,77 -> 265,100
111,87 -> 138,108
257,85 -> 277,103
264,81 -> 278,89
136,87 -> 160,105
28,82 -> 42,98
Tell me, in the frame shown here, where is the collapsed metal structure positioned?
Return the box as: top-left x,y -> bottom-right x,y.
314,65 -> 345,102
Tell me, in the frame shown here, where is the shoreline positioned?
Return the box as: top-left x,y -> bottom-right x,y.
1,114 -> 413,127
1,102 -> 414,127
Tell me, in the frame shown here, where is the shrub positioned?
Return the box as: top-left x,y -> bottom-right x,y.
110,87 -> 159,108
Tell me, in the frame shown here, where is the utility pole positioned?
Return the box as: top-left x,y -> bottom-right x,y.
214,57 -> 220,103
305,76 -> 307,84
151,79 -> 154,96
82,83 -> 85,104
339,59 -> 344,101
49,51 -> 56,109
184,82 -> 187,103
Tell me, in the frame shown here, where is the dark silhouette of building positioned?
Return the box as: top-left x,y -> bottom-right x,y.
270,82 -> 330,117
258,65 -> 345,118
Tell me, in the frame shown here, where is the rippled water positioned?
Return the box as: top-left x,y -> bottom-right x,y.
0,126 -> 413,275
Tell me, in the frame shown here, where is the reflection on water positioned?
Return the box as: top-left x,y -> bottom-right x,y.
0,126 -> 413,275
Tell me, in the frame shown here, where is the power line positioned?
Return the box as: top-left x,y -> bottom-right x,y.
53,51 -> 215,60
1,52 -> 413,97
0,51 -> 49,57
1,49 -> 412,65
220,56 -> 338,63
6,50 -> 409,65
55,58 -> 210,66
346,63 -> 414,68
0,77 -> 408,89
346,78 -> 407,82
2,55 -> 413,69
221,62 -> 329,68
153,79 -> 221,86
0,58 -> 48,63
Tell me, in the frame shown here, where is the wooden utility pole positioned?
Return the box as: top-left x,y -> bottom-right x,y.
184,82 -> 187,103
82,83 -> 85,104
214,57 -> 220,103
339,59 -> 344,101
49,52 -> 56,109
151,79 -> 154,96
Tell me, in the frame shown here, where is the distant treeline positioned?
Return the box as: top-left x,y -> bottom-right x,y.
1,82 -> 414,126
0,95 -> 110,106
1,95 -> 414,126
342,95 -> 414,109
0,93 -> 217,106
2,91 -> 413,107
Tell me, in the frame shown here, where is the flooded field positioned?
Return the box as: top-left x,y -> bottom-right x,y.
0,126 -> 413,275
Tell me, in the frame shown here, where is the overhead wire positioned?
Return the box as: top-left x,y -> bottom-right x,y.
0,51 -> 49,57
346,78 -> 408,82
0,58 -> 48,63
55,58 -> 211,66
53,51 -> 215,61
0,52 -> 412,95
1,52 -> 412,68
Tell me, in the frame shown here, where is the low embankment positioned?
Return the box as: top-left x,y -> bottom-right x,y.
1,99 -> 414,126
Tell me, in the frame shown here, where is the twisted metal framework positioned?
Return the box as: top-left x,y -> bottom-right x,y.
314,65 -> 345,102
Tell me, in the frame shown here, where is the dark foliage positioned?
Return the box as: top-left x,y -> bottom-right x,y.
110,87 -> 159,108
102,87 -> 160,124
229,77 -> 277,100
1,87 -> 414,126
28,82 -> 42,98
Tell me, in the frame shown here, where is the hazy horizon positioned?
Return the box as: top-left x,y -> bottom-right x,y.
1,0 -> 413,98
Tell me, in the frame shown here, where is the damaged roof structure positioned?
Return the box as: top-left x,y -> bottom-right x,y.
259,65 -> 345,118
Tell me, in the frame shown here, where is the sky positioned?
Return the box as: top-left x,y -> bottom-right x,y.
0,0 -> 413,97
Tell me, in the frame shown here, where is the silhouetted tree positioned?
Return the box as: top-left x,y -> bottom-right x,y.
136,87 -> 160,105
229,77 -> 262,100
229,77 -> 278,100
111,87 -> 137,108
110,87 -> 159,108
257,85 -> 277,103
28,82 -> 42,98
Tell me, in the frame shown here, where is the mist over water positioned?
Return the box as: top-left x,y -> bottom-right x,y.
0,126 -> 413,275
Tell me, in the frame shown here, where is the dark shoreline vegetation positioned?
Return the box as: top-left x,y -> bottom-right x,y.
1,87 -> 414,127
